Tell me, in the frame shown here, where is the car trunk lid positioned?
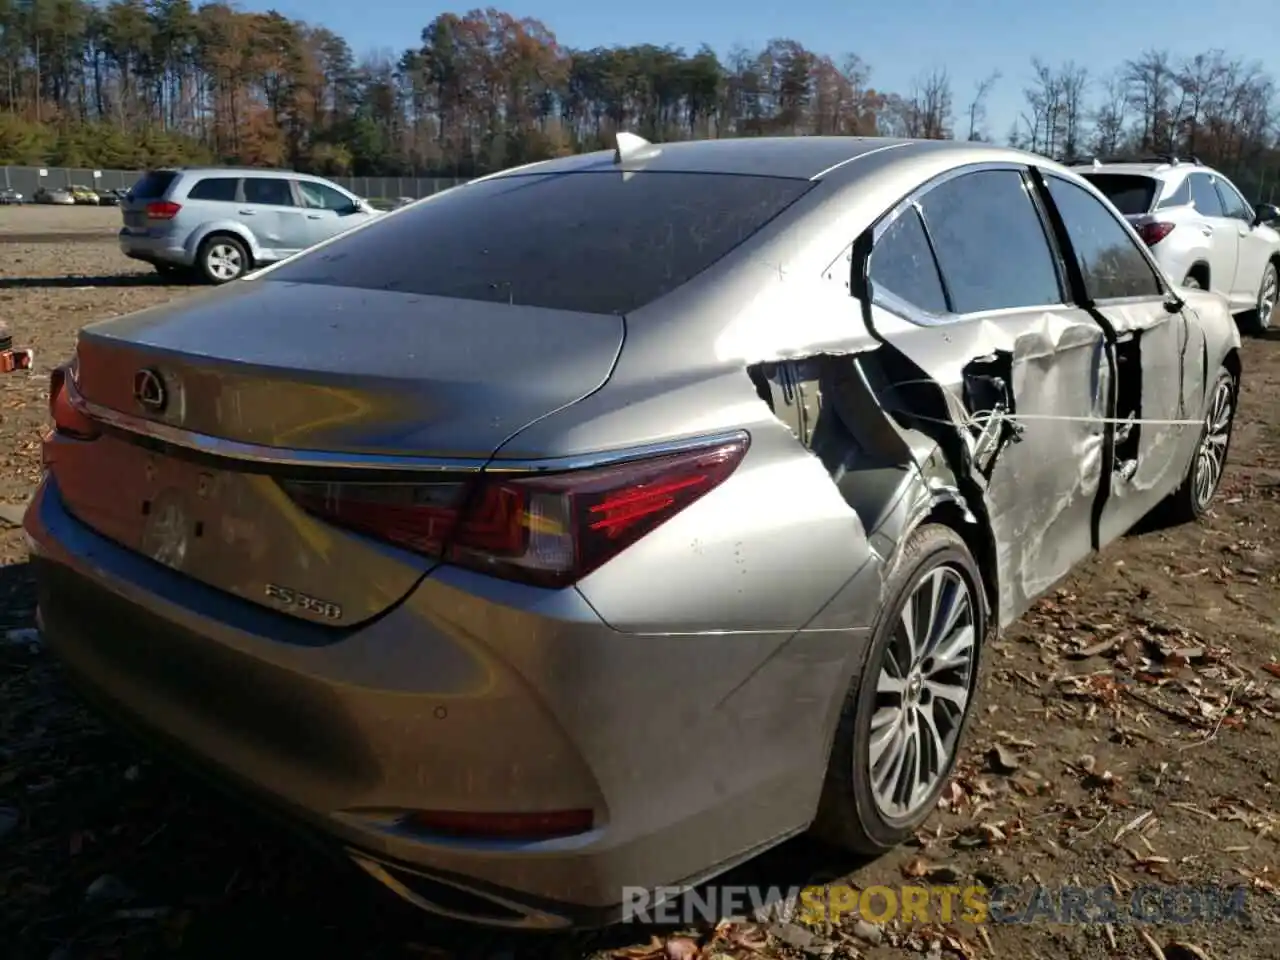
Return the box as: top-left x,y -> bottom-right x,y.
51,279 -> 624,625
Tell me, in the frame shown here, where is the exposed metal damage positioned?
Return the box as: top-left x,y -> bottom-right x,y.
737,247 -> 1211,633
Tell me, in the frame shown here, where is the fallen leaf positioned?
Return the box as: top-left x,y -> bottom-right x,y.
612,936 -> 665,960
987,743 -> 1020,774
902,856 -> 932,878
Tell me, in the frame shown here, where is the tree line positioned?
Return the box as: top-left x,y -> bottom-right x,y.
0,2 -> 1276,199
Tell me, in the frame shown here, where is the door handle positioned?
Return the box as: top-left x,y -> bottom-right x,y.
306,214 -> 321,219
238,209 -> 255,215
1201,227 -> 1213,236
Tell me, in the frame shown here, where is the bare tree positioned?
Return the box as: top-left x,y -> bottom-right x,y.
964,70 -> 1000,140
1023,58 -> 1062,155
1124,49 -> 1177,151
1058,62 -> 1089,160
881,67 -> 953,138
1090,70 -> 1129,157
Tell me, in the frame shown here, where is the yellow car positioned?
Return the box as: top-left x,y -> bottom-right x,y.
69,184 -> 100,205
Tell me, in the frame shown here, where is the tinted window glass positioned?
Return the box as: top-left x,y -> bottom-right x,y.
244,177 -> 295,207
298,181 -> 352,211
187,177 -> 239,202
918,169 -> 1061,313
1156,178 -> 1191,209
1080,173 -> 1157,215
869,208 -> 947,314
1045,175 -> 1162,301
1189,174 -> 1224,217
130,170 -> 178,200
1214,178 -> 1252,222
269,172 -> 813,315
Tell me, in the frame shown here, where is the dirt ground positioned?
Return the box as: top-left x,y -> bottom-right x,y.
0,206 -> 1277,960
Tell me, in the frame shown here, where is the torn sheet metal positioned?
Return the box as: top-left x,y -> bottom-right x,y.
866,301 -> 1108,627
1092,299 -> 1203,545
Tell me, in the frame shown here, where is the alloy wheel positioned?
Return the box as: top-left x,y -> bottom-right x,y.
868,564 -> 976,820
1193,376 -> 1234,510
1259,267 -> 1277,331
206,243 -> 244,282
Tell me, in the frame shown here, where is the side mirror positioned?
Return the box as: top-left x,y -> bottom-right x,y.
1253,202 -> 1280,227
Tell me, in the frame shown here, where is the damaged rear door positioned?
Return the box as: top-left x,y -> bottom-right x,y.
858,164 -> 1112,625
1037,171 -> 1202,545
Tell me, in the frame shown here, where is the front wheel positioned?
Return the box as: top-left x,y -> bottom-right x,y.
198,235 -> 249,285
1163,366 -> 1237,524
811,524 -> 986,854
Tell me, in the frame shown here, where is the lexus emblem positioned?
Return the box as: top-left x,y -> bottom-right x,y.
133,368 -> 167,413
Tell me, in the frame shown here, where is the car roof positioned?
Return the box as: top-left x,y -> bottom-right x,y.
487,135 -> 1057,184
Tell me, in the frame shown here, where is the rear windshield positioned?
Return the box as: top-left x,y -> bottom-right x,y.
267,171 -> 814,315
1079,173 -> 1158,215
129,170 -> 179,200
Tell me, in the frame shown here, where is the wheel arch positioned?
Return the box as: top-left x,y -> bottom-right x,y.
916,496 -> 999,633
188,222 -> 258,263
1185,260 -> 1211,287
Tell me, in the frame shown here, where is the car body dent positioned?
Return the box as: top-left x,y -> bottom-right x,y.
505,147 -> 1240,641
183,217 -> 262,262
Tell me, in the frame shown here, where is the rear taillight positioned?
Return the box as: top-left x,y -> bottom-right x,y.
145,200 -> 181,220
1137,221 -> 1175,246
281,436 -> 749,588
48,364 -> 98,440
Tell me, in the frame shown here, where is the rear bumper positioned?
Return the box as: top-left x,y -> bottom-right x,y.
118,229 -> 192,267
26,478 -> 853,928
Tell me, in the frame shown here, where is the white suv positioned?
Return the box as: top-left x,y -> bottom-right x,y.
1075,156 -> 1280,334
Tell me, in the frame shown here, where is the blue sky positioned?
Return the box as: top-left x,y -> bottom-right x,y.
248,0 -> 1275,141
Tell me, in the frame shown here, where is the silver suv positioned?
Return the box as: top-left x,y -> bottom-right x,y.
1074,156 -> 1280,333
119,167 -> 380,284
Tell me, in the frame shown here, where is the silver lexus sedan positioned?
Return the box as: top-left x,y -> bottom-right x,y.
27,135 -> 1242,929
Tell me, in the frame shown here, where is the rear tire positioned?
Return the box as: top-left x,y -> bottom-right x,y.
197,235 -> 249,285
1239,262 -> 1277,336
1163,366 -> 1237,524
1182,273 -> 1202,290
811,524 -> 986,854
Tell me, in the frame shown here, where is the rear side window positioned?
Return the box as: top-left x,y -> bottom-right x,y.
918,169 -> 1062,314
1044,175 -> 1162,301
186,177 -> 239,202
869,208 -> 948,314
1079,173 -> 1158,215
1156,178 -> 1191,209
130,170 -> 178,200
1214,179 -> 1252,222
1189,174 -> 1224,217
267,171 -> 813,315
244,177 -> 295,207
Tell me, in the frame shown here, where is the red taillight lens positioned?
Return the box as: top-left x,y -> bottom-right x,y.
48,364 -> 98,440
281,436 -> 749,588
145,200 -> 181,220
402,808 -> 594,840
1137,221 -> 1175,246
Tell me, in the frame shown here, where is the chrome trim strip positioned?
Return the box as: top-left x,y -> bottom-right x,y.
69,380 -> 750,475
485,429 -> 751,474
